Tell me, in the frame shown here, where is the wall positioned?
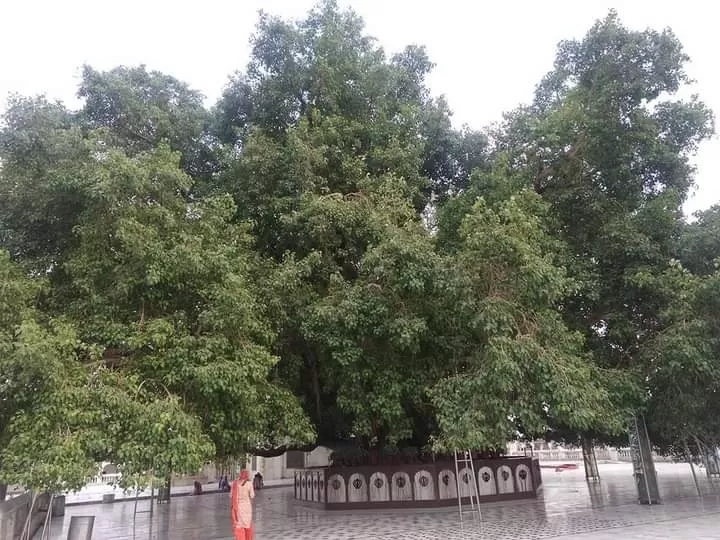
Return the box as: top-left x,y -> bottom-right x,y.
256,455 -> 284,481
306,446 -> 333,468
85,448 -> 335,489
0,492 -> 45,540
255,446 -> 333,481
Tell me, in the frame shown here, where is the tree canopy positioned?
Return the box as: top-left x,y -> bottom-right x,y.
0,1 -> 716,491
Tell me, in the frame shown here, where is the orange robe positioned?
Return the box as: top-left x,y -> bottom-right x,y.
231,480 -> 255,540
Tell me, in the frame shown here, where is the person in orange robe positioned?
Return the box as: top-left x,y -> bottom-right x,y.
231,469 -> 255,540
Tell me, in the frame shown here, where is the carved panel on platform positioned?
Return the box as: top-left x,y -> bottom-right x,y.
315,473 -> 323,501
438,469 -> 457,499
391,472 -> 412,501
413,470 -> 434,500
497,465 -> 514,494
477,466 -> 497,497
327,473 -> 346,503
348,473 -> 368,502
515,464 -> 532,492
297,457 -> 540,508
369,472 -> 390,502
456,467 -> 475,497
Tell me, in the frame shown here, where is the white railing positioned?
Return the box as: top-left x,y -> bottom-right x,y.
510,449 -> 583,461
87,473 -> 122,486
510,448 -> 674,463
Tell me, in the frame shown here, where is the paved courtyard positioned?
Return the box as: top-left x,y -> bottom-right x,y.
41,463 -> 720,539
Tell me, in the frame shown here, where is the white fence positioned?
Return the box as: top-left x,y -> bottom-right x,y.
510,448 -> 674,463
87,473 -> 122,487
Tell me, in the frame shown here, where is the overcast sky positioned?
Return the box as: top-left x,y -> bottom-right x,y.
1,0 -> 717,215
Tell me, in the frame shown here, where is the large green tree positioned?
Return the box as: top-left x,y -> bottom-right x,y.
0,97 -> 313,489
642,207 -> 720,454
0,97 -> 90,272
79,65 -> 217,179
48,142 -> 314,458
212,1 -> 488,445
0,250 -> 212,494
3,2 -> 714,474
432,190 -> 630,450
491,11 -> 714,444
678,205 -> 720,276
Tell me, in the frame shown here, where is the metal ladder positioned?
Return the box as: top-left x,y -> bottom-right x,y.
454,450 -> 483,524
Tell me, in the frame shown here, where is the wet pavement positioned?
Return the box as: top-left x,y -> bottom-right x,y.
40,463 -> 720,539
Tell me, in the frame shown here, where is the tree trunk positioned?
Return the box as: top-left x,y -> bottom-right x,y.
311,357 -> 322,422
304,348 -> 322,423
0,483 -> 7,501
164,475 -> 172,503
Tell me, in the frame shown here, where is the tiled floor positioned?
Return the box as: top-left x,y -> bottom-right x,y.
41,463 -> 720,539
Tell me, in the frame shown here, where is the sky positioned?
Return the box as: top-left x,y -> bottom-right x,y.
1,0 -> 717,215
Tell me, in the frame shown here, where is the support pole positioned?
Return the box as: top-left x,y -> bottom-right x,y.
149,469 -> 155,517
19,492 -> 38,540
629,415 -> 660,504
582,436 -> 600,482
709,447 -> 720,478
684,440 -> 702,497
693,436 -> 720,478
40,493 -> 54,540
453,451 -> 462,527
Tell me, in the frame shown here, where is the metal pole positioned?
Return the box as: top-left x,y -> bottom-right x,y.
684,439 -> 702,497
20,491 -> 38,540
467,452 -> 482,521
149,468 -> 155,517
582,436 -> 600,482
635,416 -> 653,505
453,451 -> 463,527
465,452 -> 475,516
40,493 -> 54,540
133,487 -> 139,519
641,416 -> 660,503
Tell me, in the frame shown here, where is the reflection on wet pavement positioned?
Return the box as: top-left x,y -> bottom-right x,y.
41,463 -> 720,539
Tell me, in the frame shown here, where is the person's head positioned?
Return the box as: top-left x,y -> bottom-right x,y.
239,469 -> 250,482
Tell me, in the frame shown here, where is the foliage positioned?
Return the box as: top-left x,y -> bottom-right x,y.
79,65 -> 216,179
0,97 -> 90,272
431,192 -> 632,450
493,11 -> 714,444
679,205 -> 720,276
642,262 -> 720,452
0,2 -> 717,492
52,144 -> 314,459
0,251 -> 215,492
